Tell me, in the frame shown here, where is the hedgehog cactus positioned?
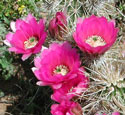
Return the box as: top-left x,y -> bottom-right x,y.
3,0 -> 125,114
30,0 -> 125,114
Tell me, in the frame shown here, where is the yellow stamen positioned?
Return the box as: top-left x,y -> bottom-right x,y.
85,35 -> 106,47
24,37 -> 38,49
53,65 -> 69,76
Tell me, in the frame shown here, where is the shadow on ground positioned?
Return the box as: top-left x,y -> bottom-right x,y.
0,56 -> 53,115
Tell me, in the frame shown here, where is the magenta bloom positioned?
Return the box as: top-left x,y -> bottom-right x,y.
73,15 -> 118,54
33,42 -> 81,89
51,68 -> 88,103
96,112 -> 120,115
4,14 -> 47,61
51,101 -> 83,115
112,112 -> 120,115
49,11 -> 67,40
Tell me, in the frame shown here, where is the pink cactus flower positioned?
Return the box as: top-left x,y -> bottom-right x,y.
4,14 -> 47,61
32,42 -> 81,89
51,68 -> 88,103
73,15 -> 118,54
112,112 -> 120,115
96,112 -> 120,115
51,101 -> 83,115
49,11 -> 67,40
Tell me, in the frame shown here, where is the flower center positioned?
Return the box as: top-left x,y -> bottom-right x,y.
24,37 -> 38,49
85,35 -> 106,47
53,65 -> 69,76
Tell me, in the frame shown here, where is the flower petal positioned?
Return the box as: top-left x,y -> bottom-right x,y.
10,21 -> 16,32
21,53 -> 32,61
